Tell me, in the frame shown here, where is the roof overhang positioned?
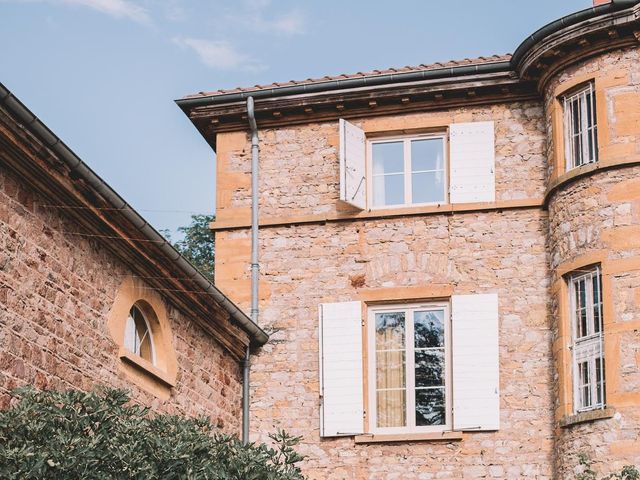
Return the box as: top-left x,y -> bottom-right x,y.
0,82 -> 268,358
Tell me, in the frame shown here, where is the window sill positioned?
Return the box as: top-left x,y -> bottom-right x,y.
119,348 -> 175,388
559,407 -> 615,428
545,156 -> 640,206
354,431 -> 464,444
211,198 -> 543,231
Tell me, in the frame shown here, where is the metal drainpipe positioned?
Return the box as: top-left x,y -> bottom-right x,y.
243,96 -> 259,445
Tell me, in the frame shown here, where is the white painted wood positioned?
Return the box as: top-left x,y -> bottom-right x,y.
452,293 -> 500,431
339,119 -> 366,210
319,301 -> 364,437
449,121 -> 495,204
124,315 -> 136,352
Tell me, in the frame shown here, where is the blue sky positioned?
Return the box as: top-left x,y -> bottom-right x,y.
1,0 -> 589,237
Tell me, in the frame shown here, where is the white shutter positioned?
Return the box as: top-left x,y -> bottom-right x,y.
319,301 -> 364,437
449,121 -> 495,204
452,293 -> 500,431
339,119 -> 366,210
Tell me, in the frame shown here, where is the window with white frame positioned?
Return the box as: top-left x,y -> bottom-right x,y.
369,136 -> 446,208
564,83 -> 598,170
569,267 -> 605,413
339,120 -> 496,210
368,302 -> 451,433
124,304 -> 156,365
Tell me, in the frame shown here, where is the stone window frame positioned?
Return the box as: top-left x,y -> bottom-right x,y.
567,266 -> 606,413
366,300 -> 452,435
355,285 -> 464,443
562,82 -> 598,171
549,68 -> 631,188
107,276 -> 178,399
554,251 -> 621,426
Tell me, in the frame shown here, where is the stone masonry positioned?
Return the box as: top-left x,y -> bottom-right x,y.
0,162 -> 243,430
210,45 -> 640,480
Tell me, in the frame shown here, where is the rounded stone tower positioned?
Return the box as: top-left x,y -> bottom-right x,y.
516,2 -> 640,475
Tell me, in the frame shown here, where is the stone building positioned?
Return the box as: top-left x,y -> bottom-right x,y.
0,83 -> 268,429
177,0 -> 640,478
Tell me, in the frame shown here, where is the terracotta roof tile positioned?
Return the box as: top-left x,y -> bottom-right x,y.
182,53 -> 512,99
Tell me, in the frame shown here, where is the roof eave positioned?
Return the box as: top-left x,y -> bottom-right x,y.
0,81 -> 268,351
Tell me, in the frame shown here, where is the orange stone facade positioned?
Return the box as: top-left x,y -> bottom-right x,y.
209,38 -> 640,480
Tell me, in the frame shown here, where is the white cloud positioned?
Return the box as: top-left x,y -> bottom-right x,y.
3,0 -> 150,23
258,9 -> 305,35
228,0 -> 305,36
172,37 -> 266,72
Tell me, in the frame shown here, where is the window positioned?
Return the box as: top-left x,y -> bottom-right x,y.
318,295 -> 499,438
339,120 -> 495,210
124,304 -> 155,365
369,135 -> 446,208
564,83 -> 598,170
368,302 -> 451,433
569,267 -> 605,412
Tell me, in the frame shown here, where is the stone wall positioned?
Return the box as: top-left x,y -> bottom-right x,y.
0,164 -> 242,431
249,210 -> 554,479
212,42 -> 640,478
543,46 -> 640,476
214,99 -> 558,479
215,100 -> 547,224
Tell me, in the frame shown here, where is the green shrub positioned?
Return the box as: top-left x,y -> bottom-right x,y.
576,453 -> 639,480
0,387 -> 306,480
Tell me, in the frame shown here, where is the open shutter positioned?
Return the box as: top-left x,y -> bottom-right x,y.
449,121 -> 495,204
452,293 -> 500,431
339,119 -> 366,209
319,301 -> 364,437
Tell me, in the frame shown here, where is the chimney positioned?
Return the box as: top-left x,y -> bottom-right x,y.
593,0 -> 610,5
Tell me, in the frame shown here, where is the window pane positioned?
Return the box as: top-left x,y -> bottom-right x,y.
375,312 -> 405,350
579,361 -> 591,409
592,274 -> 602,334
415,350 -> 444,387
372,174 -> 404,207
575,279 -> 588,338
571,99 -> 583,166
595,357 -> 605,406
377,390 -> 406,428
376,351 -> 406,390
411,138 -> 444,172
412,171 -> 445,204
124,315 -> 136,352
414,310 -> 444,348
372,142 -> 404,175
415,388 -> 446,426
586,92 -> 593,128
131,306 -> 153,362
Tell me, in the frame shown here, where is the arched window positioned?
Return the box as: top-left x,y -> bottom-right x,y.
124,305 -> 155,364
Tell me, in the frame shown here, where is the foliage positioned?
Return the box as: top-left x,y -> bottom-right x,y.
576,453 -> 639,480
0,387 -> 306,480
162,214 -> 215,281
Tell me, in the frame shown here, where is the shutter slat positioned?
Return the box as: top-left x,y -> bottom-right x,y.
449,121 -> 495,204
319,301 -> 364,437
452,293 -> 500,431
339,119 -> 366,210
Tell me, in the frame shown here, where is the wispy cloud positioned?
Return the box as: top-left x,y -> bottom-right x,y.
172,36 -> 266,72
228,0 -> 306,36
161,0 -> 187,22
2,0 -> 150,23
